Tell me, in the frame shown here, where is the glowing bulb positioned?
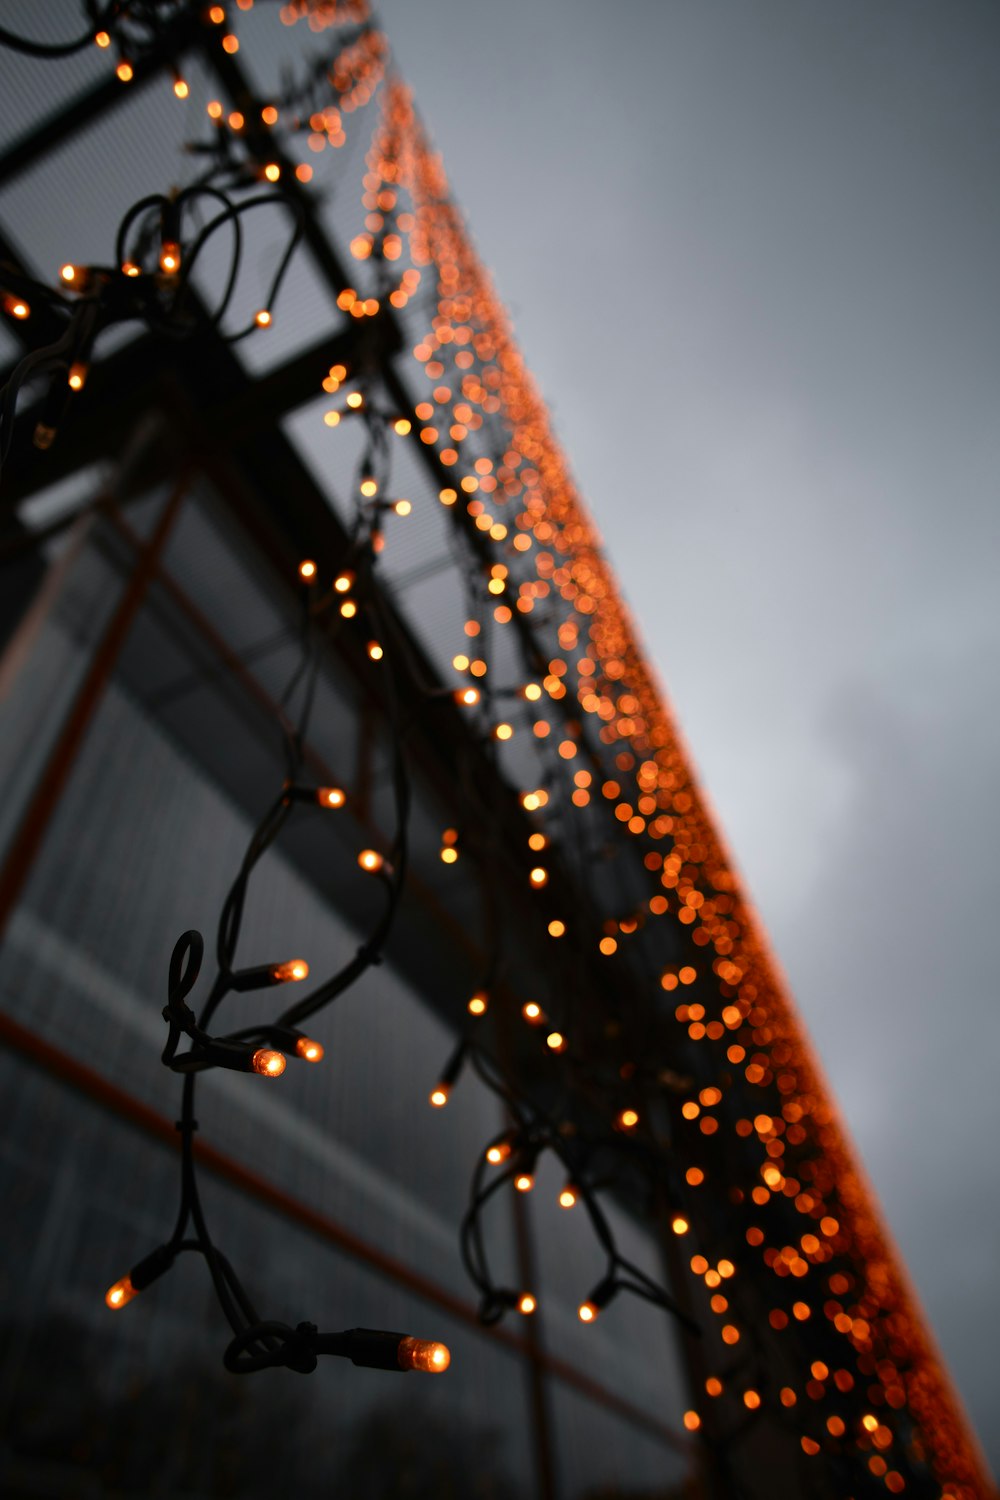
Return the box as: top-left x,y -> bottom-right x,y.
523,683 -> 542,701
529,867 -> 548,887
360,477 -> 378,497
67,362 -> 88,391
486,1141 -> 511,1164
522,1002 -> 544,1024
95,30 -> 111,47
455,687 -> 480,707
272,959 -> 309,982
299,559 -> 317,581
121,261 -> 140,278
494,722 -> 513,741
264,162 -> 281,182
672,1215 -> 689,1235
116,59 -> 133,82
358,849 -> 384,873
394,418 -> 411,435
518,1294 -> 536,1315
159,241 -> 181,274
173,75 -> 190,99
578,1301 -> 597,1323
340,600 -> 356,618
559,1186 -> 577,1209
60,264 -> 77,284
617,1108 -> 640,1130
440,846 -> 458,864
334,572 -> 353,593
296,1037 -> 324,1063
393,499 -> 412,516
3,295 -> 29,319
528,832 -> 547,851
251,1048 -> 286,1077
397,1338 -> 450,1374
683,1411 -> 701,1432
367,641 -> 383,661
546,1032 -> 566,1053
514,1173 -> 534,1193
316,786 -> 345,808
105,1275 -> 137,1309
547,920 -> 566,938
429,1086 -> 449,1108
467,992 -> 488,1016
255,309 -> 272,327
346,391 -> 364,409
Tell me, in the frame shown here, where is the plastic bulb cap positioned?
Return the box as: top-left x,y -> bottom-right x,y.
105,1275 -> 138,1310
273,959 -> 309,983
397,1338 -> 450,1374
252,1048 -> 286,1078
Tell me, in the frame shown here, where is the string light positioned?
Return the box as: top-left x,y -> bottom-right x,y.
1,6 -> 979,1480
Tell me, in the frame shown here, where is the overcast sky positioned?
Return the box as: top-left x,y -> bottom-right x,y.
381,0 -> 1000,1470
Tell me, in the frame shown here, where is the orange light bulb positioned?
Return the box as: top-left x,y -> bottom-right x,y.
578,1301 -> 597,1323
358,849 -> 384,873
397,1338 -> 450,1373
272,959 -> 309,982
429,1086 -> 449,1108
559,1186 -> 577,1209
522,1002 -> 545,1025
159,241 -> 181,274
105,1275 -> 137,1309
298,559 -> 317,581
518,1294 -> 536,1315
251,1048 -> 286,1077
455,687 -> 480,706
467,992 -> 488,1016
255,309 -> 272,327
316,787 -> 345,809
486,1141 -> 511,1164
296,1037 -> 324,1063
514,1173 -> 534,1193
67,362 -> 88,392
546,1031 -> 566,1053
